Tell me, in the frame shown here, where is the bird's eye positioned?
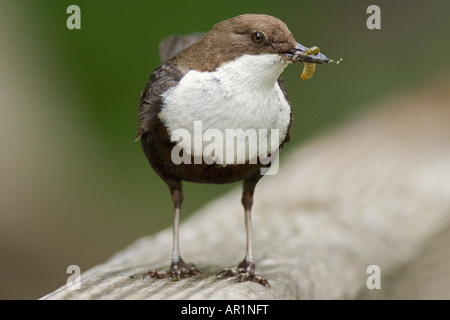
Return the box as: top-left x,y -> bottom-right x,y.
251,32 -> 264,44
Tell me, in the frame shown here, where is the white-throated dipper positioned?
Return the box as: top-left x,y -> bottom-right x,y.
137,14 -> 331,286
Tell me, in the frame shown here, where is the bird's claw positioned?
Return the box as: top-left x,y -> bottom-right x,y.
216,260 -> 270,288
143,258 -> 203,281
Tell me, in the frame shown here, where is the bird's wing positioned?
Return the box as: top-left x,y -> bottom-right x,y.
277,76 -> 292,147
159,33 -> 204,63
136,62 -> 185,140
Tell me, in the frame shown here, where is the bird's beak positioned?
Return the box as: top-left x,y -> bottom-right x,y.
288,42 -> 330,64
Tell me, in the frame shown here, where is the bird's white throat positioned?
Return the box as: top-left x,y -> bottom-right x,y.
214,53 -> 290,91
159,53 -> 292,165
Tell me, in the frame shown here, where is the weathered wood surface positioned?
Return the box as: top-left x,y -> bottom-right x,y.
42,76 -> 450,300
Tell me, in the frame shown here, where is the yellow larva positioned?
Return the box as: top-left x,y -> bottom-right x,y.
301,46 -> 320,81
301,63 -> 315,80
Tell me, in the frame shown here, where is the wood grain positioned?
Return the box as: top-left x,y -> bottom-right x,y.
42,75 -> 450,300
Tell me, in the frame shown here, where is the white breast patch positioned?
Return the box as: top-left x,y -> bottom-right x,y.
159,54 -> 292,165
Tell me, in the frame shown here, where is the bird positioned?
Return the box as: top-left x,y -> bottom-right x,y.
136,14 -> 330,286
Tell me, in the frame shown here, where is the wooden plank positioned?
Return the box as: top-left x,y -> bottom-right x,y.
42,76 -> 450,300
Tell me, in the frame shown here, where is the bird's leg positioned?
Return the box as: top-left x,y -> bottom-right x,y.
217,179 -> 269,287
171,188 -> 182,264
144,187 -> 202,281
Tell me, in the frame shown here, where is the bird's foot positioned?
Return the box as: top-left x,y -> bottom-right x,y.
216,259 -> 270,288
143,258 -> 203,281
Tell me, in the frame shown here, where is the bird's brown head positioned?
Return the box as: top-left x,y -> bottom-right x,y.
173,14 -> 330,72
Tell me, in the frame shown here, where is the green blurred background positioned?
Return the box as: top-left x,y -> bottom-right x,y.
0,0 -> 449,299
